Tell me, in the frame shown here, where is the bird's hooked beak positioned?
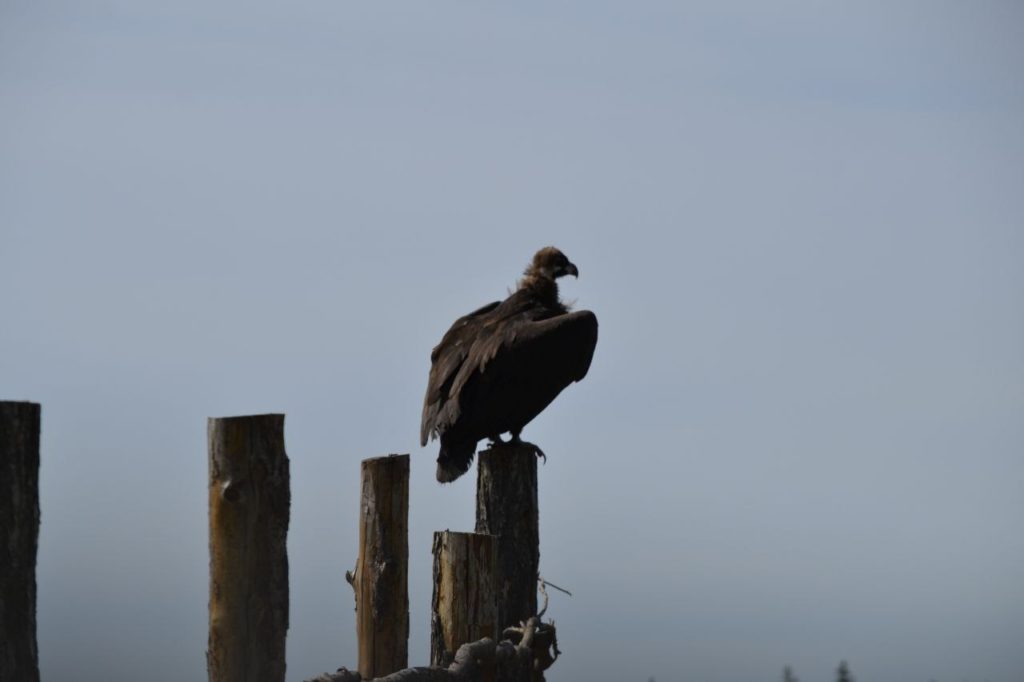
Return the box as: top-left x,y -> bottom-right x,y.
561,261 -> 579,278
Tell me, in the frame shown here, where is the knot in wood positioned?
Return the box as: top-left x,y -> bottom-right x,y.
220,479 -> 243,502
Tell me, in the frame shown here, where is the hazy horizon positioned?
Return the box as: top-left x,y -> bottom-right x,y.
2,2 -> 1022,681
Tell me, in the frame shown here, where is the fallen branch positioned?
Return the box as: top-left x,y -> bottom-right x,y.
304,616 -> 557,682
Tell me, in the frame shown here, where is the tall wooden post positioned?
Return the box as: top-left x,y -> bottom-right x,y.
430,531 -> 498,669
207,414 -> 290,682
0,401 -> 41,682
351,454 -> 409,678
476,444 -> 539,632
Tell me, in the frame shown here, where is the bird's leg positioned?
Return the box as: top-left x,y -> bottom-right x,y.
509,432 -> 547,464
487,434 -> 508,447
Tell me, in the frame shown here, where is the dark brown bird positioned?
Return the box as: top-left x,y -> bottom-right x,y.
421,246 -> 598,482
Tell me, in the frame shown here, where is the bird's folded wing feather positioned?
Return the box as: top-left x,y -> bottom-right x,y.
420,300 -> 500,444
451,309 -> 598,402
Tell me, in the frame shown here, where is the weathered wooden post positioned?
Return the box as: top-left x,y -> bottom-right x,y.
349,454 -> 409,678
430,531 -> 499,669
207,414 -> 290,682
476,443 -> 539,632
1,401 -> 42,682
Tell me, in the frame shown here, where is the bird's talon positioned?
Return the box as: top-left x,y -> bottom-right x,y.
524,440 -> 548,462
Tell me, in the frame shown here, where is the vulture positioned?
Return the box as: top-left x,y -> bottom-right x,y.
421,246 -> 598,483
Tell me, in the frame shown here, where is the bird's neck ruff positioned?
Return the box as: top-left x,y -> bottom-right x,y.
517,271 -> 563,310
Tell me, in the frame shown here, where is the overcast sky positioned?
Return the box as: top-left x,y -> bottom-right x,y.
2,2 -> 1022,681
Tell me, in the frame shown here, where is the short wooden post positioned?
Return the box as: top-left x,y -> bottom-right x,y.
430,531 -> 498,669
351,454 -> 409,678
0,401 -> 42,682
476,444 -> 539,632
207,414 -> 290,682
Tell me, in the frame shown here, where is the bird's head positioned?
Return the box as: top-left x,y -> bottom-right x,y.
529,246 -> 579,281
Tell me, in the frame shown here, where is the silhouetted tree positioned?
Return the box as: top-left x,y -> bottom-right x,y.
837,660 -> 854,682
783,665 -> 799,682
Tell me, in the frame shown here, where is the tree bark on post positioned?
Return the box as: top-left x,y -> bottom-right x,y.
475,444 -> 539,632
207,414 -> 290,682
0,401 -> 41,682
349,454 -> 409,679
430,531 -> 498,670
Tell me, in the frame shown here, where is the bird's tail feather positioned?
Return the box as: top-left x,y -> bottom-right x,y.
436,438 -> 476,483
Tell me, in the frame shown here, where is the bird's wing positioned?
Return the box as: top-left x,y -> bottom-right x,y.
420,300 -> 500,445
450,309 -> 598,412
521,309 -> 598,384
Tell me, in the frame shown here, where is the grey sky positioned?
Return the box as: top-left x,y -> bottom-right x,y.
2,2 -> 1022,681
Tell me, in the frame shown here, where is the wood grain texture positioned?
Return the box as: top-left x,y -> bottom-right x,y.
0,401 -> 41,682
430,531 -> 498,670
207,414 -> 290,682
353,454 -> 409,678
476,444 -> 539,632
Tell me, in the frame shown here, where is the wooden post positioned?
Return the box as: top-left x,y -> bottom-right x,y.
207,414 -> 290,682
351,454 -> 409,678
430,531 -> 498,669
475,444 -> 539,632
0,401 -> 41,682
